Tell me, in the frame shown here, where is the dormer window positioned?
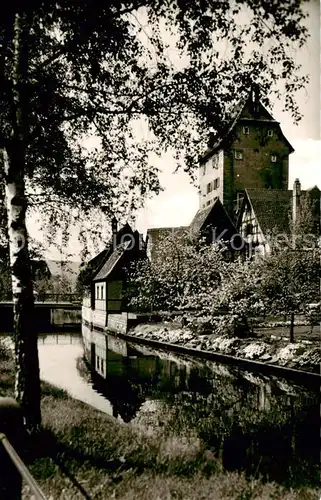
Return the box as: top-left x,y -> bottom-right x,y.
243,126 -> 249,135
267,129 -> 273,137
235,151 -> 243,160
212,155 -> 219,169
271,154 -> 277,163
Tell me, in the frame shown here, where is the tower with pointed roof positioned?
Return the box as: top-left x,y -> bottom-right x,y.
199,89 -> 294,221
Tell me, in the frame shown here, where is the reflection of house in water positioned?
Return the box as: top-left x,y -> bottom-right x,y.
81,326 -> 319,484
83,327 -> 207,421
83,324 -> 277,421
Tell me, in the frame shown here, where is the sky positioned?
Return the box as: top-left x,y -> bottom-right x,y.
29,0 -> 320,261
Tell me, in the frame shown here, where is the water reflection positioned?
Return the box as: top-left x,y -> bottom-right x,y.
37,332 -> 114,416
0,332 -> 115,416
83,325 -> 320,487
38,333 -> 83,345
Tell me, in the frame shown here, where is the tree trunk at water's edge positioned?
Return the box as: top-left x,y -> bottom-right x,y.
2,11 -> 41,433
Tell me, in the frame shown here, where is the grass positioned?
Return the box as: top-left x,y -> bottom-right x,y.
0,343 -> 320,499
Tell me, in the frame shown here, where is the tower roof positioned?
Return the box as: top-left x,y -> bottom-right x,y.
200,92 -> 294,163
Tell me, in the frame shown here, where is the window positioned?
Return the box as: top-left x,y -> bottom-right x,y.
245,223 -> 253,237
96,285 -> 99,300
101,285 -> 104,300
267,129 -> 273,137
207,200 -> 211,206
207,182 -> 212,194
212,155 -> 219,169
235,151 -> 243,160
213,178 -> 220,190
243,126 -> 249,135
201,164 -> 206,176
271,154 -> 277,163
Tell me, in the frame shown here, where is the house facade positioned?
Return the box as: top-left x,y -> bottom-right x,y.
236,180 -> 321,258
82,220 -> 146,331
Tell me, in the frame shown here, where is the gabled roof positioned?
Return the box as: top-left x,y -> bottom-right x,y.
239,189 -> 295,236
189,202 -> 217,234
146,226 -> 189,261
147,226 -> 188,238
201,97 -> 248,161
239,187 -> 321,239
306,185 -> 321,193
83,246 -> 112,275
190,197 -> 240,242
147,226 -> 188,247
147,199 -> 244,257
94,240 -> 131,281
83,222 -> 138,281
200,92 -> 294,163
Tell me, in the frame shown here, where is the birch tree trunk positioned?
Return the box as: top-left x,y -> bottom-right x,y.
2,11 -> 41,433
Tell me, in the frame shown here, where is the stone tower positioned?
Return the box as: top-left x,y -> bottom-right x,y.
198,89 -> 294,221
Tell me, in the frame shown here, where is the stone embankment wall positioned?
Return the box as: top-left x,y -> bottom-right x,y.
129,322 -> 320,374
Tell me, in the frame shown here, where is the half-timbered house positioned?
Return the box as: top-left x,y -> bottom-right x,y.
82,219 -> 146,331
236,180 -> 320,258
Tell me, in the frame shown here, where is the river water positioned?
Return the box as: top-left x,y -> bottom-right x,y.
1,330 -> 319,487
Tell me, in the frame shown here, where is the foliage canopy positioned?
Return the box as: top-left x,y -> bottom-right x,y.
0,0 -> 310,248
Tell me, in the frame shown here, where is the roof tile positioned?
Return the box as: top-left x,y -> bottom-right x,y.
94,240 -> 131,281
245,189 -> 293,234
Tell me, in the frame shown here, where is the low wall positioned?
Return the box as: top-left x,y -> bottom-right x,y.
51,309 -> 81,328
107,334 -> 128,356
107,313 -> 128,334
82,305 -> 92,324
92,309 -> 106,329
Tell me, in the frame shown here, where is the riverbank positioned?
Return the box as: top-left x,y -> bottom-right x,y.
0,345 -> 319,499
128,321 -> 320,374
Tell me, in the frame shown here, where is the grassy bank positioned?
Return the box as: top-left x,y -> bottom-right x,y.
0,347 -> 319,499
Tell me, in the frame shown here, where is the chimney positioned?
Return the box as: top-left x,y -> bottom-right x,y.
208,132 -> 215,148
292,178 -> 301,226
251,83 -> 260,114
111,216 -> 118,248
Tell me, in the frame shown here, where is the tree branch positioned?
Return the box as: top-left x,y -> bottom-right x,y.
37,1 -> 147,71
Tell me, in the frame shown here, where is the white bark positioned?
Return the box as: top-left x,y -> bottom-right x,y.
3,150 -> 25,298
2,11 -> 41,432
